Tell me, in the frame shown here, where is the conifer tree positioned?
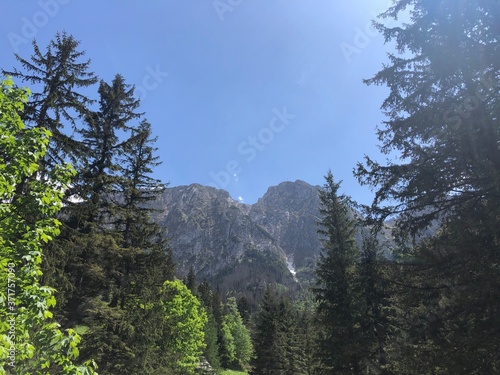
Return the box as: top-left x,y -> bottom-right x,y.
355,1 -> 500,373
114,118 -> 175,374
185,266 -> 198,294
46,74 -> 171,374
2,32 -> 97,171
355,0 -> 500,241
358,234 -> 391,374
251,288 -> 305,375
313,171 -> 362,374
237,296 -> 252,326
73,74 -> 142,226
295,296 -> 320,374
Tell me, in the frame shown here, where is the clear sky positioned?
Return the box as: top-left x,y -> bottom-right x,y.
1,0 -> 396,204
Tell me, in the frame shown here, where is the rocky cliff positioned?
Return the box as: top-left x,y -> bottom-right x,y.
153,180 -> 392,297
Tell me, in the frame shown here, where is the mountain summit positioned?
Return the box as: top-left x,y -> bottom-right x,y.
153,180 -> 383,300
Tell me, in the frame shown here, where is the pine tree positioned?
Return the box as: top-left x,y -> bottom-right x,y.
355,0 -> 500,241
354,1 -> 500,373
313,171 -> 362,375
237,296 -> 252,326
2,32 -> 97,171
358,234 -> 392,374
185,266 -> 198,294
114,116 -> 175,374
58,74 -> 142,314
251,288 -> 278,374
251,288 -> 305,375
73,74 -> 142,226
45,74 -> 171,374
295,295 -> 320,374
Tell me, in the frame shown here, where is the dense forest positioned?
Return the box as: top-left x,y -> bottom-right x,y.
1,0 -> 499,374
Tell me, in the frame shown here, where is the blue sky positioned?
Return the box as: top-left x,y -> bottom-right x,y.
1,0 -> 396,204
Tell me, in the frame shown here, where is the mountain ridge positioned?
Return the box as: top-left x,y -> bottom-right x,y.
152,179 -> 387,301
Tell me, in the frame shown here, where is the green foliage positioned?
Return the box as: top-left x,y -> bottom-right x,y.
2,32 -> 97,170
357,234 -> 392,374
222,298 -> 253,370
161,280 -> 207,374
0,78 -> 97,374
313,171 -> 363,374
250,288 -> 307,375
204,309 -> 221,370
355,0 -> 500,242
219,319 -> 236,368
355,1 -> 500,373
2,34 -> 177,374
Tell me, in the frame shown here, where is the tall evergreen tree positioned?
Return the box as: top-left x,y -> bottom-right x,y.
44,74 -> 173,374
114,118 -> 175,374
313,171 -> 362,375
185,266 -> 198,294
355,1 -> 500,373
73,74 -> 142,226
58,74 -> 143,316
358,234 -> 392,375
251,288 -> 305,375
295,295 -> 320,375
237,296 -> 252,326
355,0 -> 500,241
2,32 -> 97,171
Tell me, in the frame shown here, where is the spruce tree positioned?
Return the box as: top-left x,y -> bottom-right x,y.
355,1 -> 500,373
295,295 -> 320,374
313,171 -> 362,375
251,288 -> 305,375
114,118 -> 175,374
355,0 -> 500,241
2,32 -> 97,171
251,288 -> 280,374
47,74 -> 170,374
358,234 -> 391,374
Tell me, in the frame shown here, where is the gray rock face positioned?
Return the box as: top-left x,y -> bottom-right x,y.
155,183 -> 295,294
249,180 -> 323,271
156,184 -> 275,271
153,180 -> 394,294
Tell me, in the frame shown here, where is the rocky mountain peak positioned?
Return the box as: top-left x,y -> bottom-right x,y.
153,179 -> 385,302
255,180 -> 320,211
